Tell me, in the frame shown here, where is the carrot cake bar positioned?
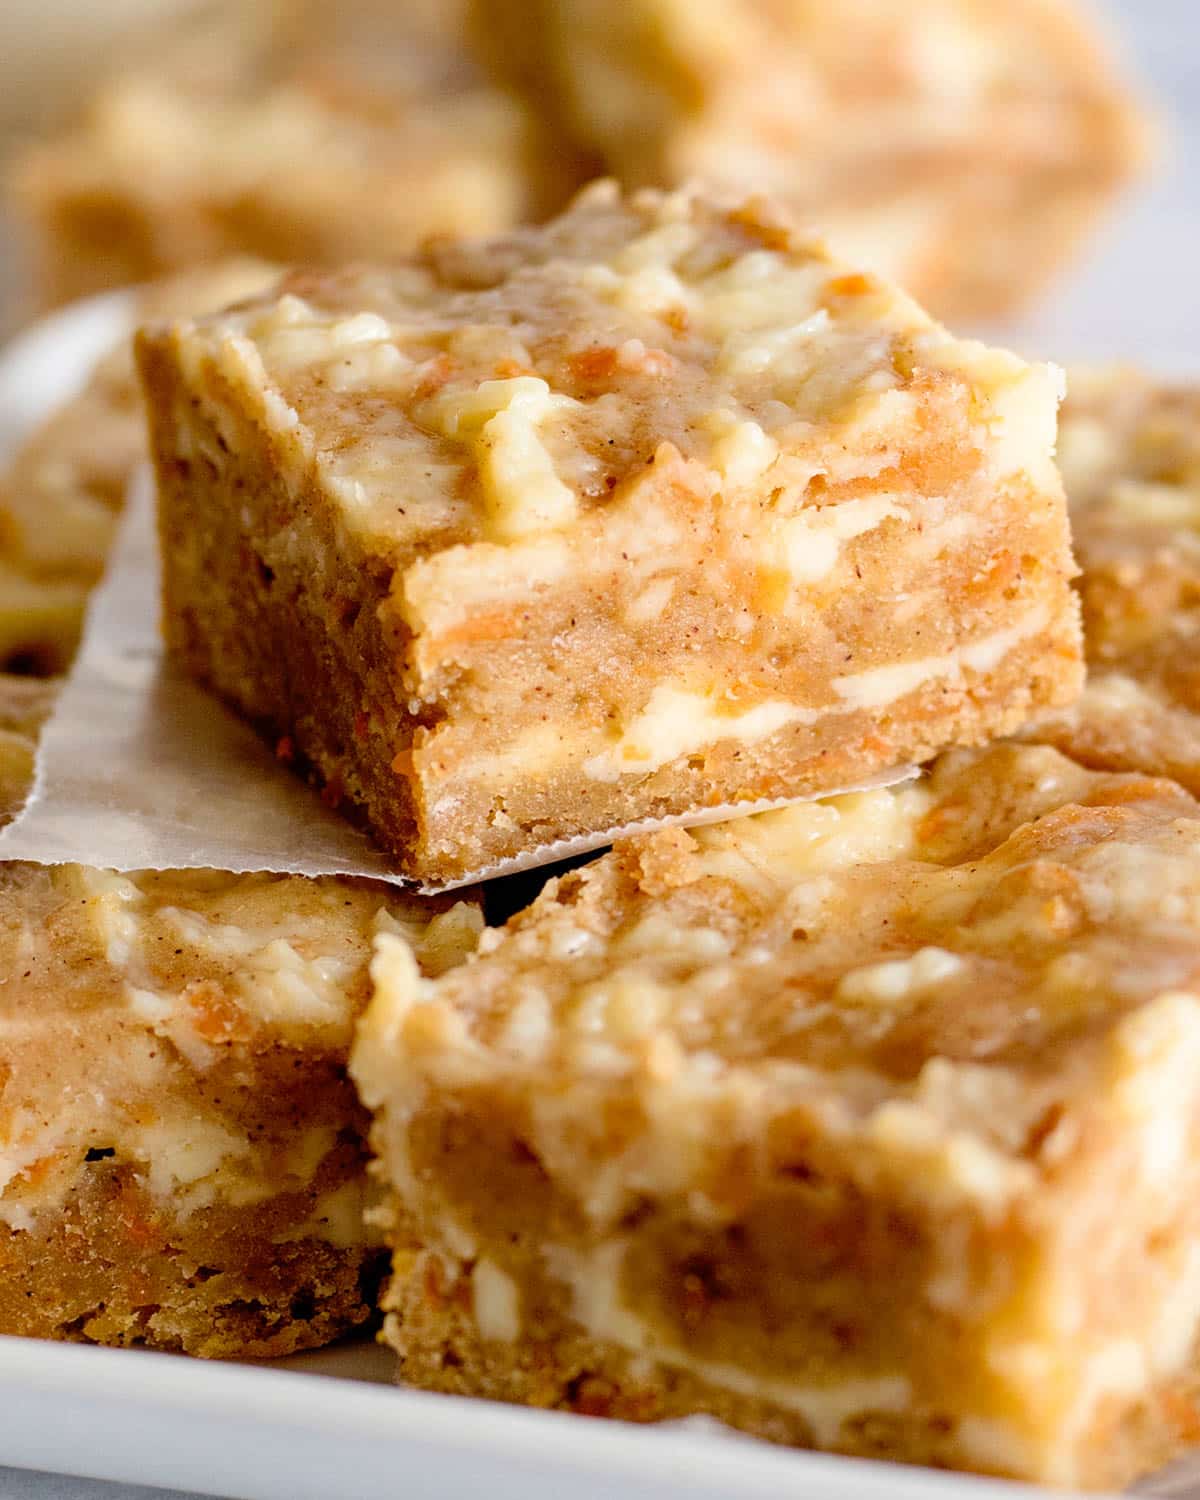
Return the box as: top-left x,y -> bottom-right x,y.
474,0 -> 1151,322
10,0 -> 571,309
1034,368 -> 1200,793
0,259 -> 278,675
354,741 -> 1200,1488
0,670 -> 482,1357
138,182 -> 1083,885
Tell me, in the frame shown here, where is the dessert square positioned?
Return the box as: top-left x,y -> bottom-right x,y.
0,669 -> 482,1359
138,183 -> 1083,886
475,0 -> 1151,322
1034,369 -> 1200,793
0,260 -> 279,675
10,0 -> 569,310
353,741 -> 1200,1488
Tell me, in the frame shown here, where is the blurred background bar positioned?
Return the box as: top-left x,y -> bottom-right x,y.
0,0 -> 198,142
0,1 -> 1190,352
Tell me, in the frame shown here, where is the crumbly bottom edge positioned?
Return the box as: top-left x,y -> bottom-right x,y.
0,1160 -> 385,1359
378,1241 -> 1200,1491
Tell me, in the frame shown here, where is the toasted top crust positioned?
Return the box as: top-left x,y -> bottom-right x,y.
146,182 -> 1064,560
1,863 -> 477,1047
356,742 -> 1200,1219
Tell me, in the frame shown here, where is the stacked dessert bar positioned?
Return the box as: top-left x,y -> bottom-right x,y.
138,184 -> 1082,884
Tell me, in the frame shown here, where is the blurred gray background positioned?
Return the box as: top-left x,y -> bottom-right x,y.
1005,0 -> 1200,367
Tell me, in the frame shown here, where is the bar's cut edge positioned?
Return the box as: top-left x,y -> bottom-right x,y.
414,763 -> 920,893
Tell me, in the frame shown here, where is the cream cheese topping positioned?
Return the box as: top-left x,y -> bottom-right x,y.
177,183 -> 1062,554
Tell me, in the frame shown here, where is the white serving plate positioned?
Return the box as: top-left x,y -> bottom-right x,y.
0,1334 -> 1057,1500
2,73 -> 1200,1484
